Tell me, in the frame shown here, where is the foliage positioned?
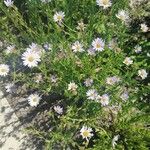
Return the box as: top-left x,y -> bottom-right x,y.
0,0 -> 150,149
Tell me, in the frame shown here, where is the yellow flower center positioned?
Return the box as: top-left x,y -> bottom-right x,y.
76,45 -> 80,50
120,15 -> 125,21
110,79 -> 114,83
0,68 -> 6,73
83,130 -> 90,137
32,98 -> 37,102
102,0 -> 108,5
28,56 -> 34,62
91,93 -> 95,97
96,43 -> 101,48
57,15 -> 62,20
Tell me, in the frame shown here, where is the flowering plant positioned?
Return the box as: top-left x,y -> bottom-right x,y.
0,0 -> 149,149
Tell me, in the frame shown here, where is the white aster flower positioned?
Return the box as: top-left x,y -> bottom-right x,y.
86,89 -> 98,100
27,94 -> 41,107
51,75 -> 58,83
87,48 -> 96,56
92,38 -> 105,52
34,73 -> 43,83
68,82 -> 78,94
71,41 -> 84,53
140,23 -> 149,32
5,45 -> 16,54
112,135 -> 120,148
4,0 -> 14,7
100,94 -> 109,106
123,57 -> 133,66
53,11 -> 65,23
108,39 -> 118,50
28,43 -> 45,56
5,83 -> 15,93
134,45 -> 142,53
76,21 -> 86,31
84,78 -> 93,87
43,43 -> 52,51
96,0 -> 112,9
116,10 -> 129,23
80,126 -> 93,141
22,49 -> 41,68
120,91 -> 129,101
0,64 -> 9,76
54,105 -> 63,115
106,76 -> 120,85
138,69 -> 148,79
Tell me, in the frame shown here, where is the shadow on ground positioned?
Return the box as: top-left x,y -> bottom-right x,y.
0,83 -> 63,150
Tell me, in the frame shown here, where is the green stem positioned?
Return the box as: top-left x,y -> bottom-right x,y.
62,22 -> 77,33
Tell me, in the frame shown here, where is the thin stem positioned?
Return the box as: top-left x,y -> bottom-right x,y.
62,22 -> 77,33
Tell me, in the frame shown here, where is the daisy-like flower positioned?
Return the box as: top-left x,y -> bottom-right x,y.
80,126 -> 93,141
108,39 -> 118,50
27,43 -> 45,56
92,38 -> 105,52
51,75 -> 58,83
140,23 -> 149,32
68,82 -> 78,94
116,10 -> 129,23
71,41 -> 84,53
53,11 -> 65,23
106,76 -> 120,85
5,45 -> 16,54
86,89 -> 98,100
96,0 -> 112,9
5,83 -> 15,93
100,94 -> 109,106
123,57 -> 133,66
34,73 -> 43,83
138,69 -> 148,79
54,105 -> 63,115
120,91 -> 129,101
43,43 -> 52,51
4,0 -> 14,7
87,48 -> 96,56
27,94 -> 41,107
22,49 -> 41,68
112,135 -> 120,148
0,64 -> 9,76
134,45 -> 142,53
76,20 -> 86,31
84,78 -> 93,87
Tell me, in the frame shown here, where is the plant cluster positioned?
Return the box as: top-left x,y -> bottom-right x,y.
0,0 -> 150,149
